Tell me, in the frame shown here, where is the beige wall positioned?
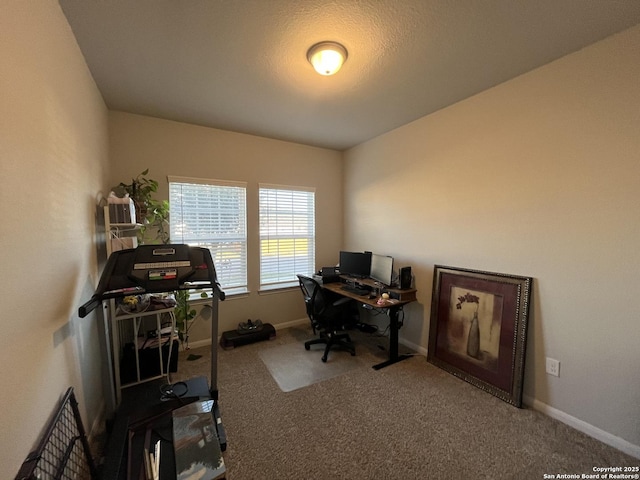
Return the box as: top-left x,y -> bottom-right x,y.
0,1 -> 109,474
108,112 -> 343,335
344,25 -> 640,455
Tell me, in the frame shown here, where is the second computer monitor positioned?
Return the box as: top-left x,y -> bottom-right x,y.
370,253 -> 394,287
339,251 -> 372,278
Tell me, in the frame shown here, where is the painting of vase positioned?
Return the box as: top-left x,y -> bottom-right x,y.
445,286 -> 502,372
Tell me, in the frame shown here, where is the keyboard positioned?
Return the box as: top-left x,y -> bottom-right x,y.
340,285 -> 370,296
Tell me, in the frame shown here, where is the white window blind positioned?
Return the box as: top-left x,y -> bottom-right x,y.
169,176 -> 247,293
259,184 -> 315,290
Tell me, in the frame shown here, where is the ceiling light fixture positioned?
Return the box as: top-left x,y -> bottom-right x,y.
307,41 -> 348,76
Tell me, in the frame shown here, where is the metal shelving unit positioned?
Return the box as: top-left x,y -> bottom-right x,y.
110,301 -> 177,405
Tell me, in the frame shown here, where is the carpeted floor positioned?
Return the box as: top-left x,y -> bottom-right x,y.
173,325 -> 637,479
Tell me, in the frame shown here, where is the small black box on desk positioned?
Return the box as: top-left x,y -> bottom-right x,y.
317,266 -> 340,284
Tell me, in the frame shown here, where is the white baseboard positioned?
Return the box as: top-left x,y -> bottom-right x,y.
273,318 -> 309,330
182,318 -> 310,350
399,337 -> 428,357
88,400 -> 105,439
87,399 -> 107,456
523,395 -> 640,460
185,338 -> 213,349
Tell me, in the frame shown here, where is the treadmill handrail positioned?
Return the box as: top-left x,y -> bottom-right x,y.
78,246 -> 226,317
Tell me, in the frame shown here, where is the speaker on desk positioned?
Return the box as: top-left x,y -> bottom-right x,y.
400,266 -> 412,289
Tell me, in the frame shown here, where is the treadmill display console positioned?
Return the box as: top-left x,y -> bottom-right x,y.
78,244 -> 225,318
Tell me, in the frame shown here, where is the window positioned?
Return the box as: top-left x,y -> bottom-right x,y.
169,176 -> 247,294
259,184 -> 315,290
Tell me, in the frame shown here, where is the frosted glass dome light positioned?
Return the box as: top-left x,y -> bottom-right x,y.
307,41 -> 348,76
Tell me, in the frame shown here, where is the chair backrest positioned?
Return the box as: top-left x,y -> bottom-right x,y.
297,274 -> 328,324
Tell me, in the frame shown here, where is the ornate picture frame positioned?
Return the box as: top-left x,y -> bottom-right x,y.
428,265 -> 532,407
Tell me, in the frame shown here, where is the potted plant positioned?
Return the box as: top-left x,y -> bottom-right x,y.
111,169 -> 170,244
111,169 -> 159,223
174,289 -> 209,349
174,289 -> 196,345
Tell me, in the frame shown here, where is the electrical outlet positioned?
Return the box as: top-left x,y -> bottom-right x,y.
546,357 -> 560,377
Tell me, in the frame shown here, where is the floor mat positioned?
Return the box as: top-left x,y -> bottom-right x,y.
258,341 -> 368,392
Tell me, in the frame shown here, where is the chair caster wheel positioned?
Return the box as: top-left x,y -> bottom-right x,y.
321,356 -> 327,363
305,344 -> 310,351
351,352 -> 356,356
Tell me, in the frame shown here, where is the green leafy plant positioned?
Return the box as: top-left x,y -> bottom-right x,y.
174,289 -> 209,346
174,290 -> 196,343
111,169 -> 159,223
143,199 -> 170,244
111,169 -> 170,244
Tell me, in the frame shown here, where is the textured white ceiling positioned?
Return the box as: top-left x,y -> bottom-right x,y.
59,0 -> 640,151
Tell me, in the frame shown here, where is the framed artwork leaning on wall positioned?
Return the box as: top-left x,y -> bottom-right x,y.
428,265 -> 533,407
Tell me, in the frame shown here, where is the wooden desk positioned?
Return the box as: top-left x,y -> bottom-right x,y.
322,277 -> 417,370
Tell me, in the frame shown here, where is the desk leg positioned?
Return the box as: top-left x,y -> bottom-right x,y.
372,305 -> 411,370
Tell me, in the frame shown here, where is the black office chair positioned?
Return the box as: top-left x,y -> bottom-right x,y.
297,274 -> 358,362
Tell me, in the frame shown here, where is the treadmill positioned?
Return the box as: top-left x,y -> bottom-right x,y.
79,244 -> 227,475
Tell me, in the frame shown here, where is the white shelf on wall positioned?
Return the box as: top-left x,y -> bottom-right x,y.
104,205 -> 141,258
110,223 -> 138,229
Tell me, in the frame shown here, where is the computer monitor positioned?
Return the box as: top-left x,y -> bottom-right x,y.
339,251 -> 372,278
370,253 -> 394,287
